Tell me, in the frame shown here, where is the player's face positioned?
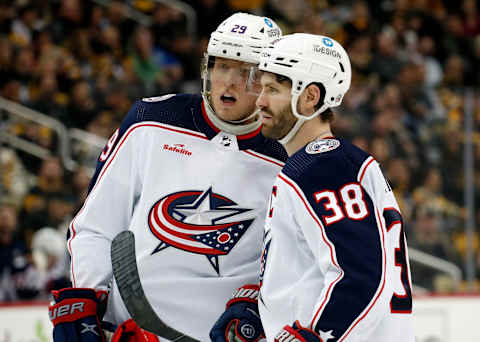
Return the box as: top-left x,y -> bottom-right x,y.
209,57 -> 258,122
256,72 -> 297,140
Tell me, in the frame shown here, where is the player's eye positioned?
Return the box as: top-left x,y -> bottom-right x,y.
219,63 -> 230,70
267,86 -> 278,94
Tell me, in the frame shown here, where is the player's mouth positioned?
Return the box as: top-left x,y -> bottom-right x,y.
260,110 -> 273,124
220,93 -> 237,106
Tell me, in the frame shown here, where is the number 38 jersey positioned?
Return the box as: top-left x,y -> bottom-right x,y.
259,138 -> 414,342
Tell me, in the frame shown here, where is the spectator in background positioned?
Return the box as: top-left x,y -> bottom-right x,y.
0,199 -> 43,301
408,205 -> 460,291
0,145 -> 30,208
31,226 -> 71,294
461,0 -> 480,37
12,46 -> 35,104
65,80 -> 97,129
45,192 -> 75,234
412,167 -> 464,230
371,29 -> 404,83
129,26 -> 176,95
30,73 -> 67,122
438,125 -> 464,203
341,0 -> 376,45
10,5 -> 37,46
21,156 -> 70,240
0,35 -> 13,81
386,157 -> 414,223
70,165 -> 91,211
369,135 -> 391,165
0,78 -> 21,103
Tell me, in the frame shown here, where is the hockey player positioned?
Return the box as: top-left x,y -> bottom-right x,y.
254,33 -> 415,342
48,13 -> 286,342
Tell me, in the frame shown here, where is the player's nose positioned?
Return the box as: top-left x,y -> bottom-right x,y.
224,69 -> 240,87
256,89 -> 267,108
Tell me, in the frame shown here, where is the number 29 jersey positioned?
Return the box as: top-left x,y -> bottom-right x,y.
68,94 -> 287,341
259,138 -> 414,342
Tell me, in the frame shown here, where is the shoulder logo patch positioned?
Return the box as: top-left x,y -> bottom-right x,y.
305,139 -> 340,154
142,94 -> 176,102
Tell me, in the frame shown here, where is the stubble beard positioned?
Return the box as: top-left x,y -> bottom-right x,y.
261,104 -> 297,140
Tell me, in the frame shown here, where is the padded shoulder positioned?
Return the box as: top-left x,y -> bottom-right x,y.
283,138 -> 371,191
121,93 -> 201,132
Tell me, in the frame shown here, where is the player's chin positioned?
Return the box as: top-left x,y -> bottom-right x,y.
261,125 -> 277,139
218,106 -> 246,122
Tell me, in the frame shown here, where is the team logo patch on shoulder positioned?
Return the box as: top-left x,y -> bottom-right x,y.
142,94 -> 175,102
305,139 -> 340,154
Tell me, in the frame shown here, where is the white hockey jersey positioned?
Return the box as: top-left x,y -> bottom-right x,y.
258,138 -> 414,342
67,94 -> 287,341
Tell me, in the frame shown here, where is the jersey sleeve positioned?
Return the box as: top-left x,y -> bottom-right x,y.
67,101 -> 145,289
281,159 -> 389,341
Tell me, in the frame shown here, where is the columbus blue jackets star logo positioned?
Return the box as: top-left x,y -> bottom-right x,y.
148,187 -> 254,274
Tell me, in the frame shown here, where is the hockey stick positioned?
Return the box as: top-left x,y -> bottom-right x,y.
111,230 -> 200,342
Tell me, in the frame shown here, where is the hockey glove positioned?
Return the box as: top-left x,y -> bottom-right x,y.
49,288 -> 108,342
111,319 -> 159,342
274,321 -> 324,342
210,284 -> 264,342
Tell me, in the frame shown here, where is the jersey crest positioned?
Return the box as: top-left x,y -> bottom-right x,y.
148,187 -> 254,274
305,138 -> 340,154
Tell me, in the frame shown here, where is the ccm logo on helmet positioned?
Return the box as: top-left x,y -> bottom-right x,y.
49,302 -> 85,321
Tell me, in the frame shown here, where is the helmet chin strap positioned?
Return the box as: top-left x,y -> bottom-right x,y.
201,94 -> 262,135
278,94 -> 330,145
278,118 -> 305,145
228,108 -> 260,123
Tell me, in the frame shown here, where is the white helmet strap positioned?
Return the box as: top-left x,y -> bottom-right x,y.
278,117 -> 305,145
228,108 -> 260,123
278,93 -> 330,145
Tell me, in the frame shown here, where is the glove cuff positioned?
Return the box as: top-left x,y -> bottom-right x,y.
275,321 -> 323,342
49,297 -> 99,325
52,288 -> 108,303
226,284 -> 260,307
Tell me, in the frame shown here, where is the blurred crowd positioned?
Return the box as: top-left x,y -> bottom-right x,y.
0,0 -> 480,301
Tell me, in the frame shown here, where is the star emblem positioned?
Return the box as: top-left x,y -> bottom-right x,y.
173,187 -> 250,225
319,329 -> 334,341
149,187 -> 255,274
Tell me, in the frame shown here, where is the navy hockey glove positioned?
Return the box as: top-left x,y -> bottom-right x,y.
49,288 -> 108,342
210,284 -> 264,342
274,321 -> 324,342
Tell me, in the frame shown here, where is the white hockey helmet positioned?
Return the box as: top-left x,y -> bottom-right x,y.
201,13 -> 282,132
258,33 -> 351,144
207,13 -> 282,64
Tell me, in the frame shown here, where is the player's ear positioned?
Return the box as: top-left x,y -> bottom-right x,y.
299,83 -> 321,117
